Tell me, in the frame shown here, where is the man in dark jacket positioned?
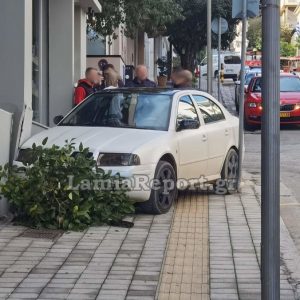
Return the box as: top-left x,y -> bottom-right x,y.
126,65 -> 157,88
74,67 -> 98,105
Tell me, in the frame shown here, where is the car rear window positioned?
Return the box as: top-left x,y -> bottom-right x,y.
224,56 -> 241,64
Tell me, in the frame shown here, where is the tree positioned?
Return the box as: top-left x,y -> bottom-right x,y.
247,17 -> 262,50
91,0 -> 183,39
167,0 -> 239,71
280,41 -> 297,57
281,25 -> 294,43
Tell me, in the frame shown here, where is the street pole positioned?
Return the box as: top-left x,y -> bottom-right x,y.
218,16 -> 221,102
207,0 -> 212,94
261,0 -> 281,298
237,0 -> 247,190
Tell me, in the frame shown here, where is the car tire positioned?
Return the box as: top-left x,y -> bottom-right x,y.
137,161 -> 177,215
217,148 -> 239,194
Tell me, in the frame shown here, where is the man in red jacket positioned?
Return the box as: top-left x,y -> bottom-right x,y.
74,67 -> 98,105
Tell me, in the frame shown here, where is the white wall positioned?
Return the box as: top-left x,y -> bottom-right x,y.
49,0 -> 75,126
74,5 -> 87,82
0,0 -> 32,160
0,109 -> 13,216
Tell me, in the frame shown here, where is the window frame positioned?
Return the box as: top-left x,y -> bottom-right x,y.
191,94 -> 226,125
175,94 -> 201,130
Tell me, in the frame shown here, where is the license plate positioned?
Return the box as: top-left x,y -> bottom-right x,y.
280,112 -> 290,118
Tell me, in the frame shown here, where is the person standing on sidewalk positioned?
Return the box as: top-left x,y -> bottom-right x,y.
74,67 -> 98,105
126,65 -> 157,88
172,69 -> 193,88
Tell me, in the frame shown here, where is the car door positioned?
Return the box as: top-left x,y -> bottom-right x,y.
192,94 -> 231,178
176,95 -> 208,180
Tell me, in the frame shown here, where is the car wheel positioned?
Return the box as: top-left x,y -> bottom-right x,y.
220,148 -> 239,194
137,161 -> 177,215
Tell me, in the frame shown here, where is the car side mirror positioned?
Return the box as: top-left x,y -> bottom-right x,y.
177,119 -> 200,131
53,115 -> 64,125
244,86 -> 249,93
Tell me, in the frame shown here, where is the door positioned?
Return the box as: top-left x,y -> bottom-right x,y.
176,95 -> 208,181
192,94 -> 231,177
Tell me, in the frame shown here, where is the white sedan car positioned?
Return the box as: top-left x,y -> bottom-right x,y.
17,88 -> 239,214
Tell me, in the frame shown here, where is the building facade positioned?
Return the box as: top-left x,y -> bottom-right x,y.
280,0 -> 298,29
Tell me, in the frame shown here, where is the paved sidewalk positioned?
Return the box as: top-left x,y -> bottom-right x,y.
209,172 -> 298,300
158,192 -> 209,300
0,174 -> 300,299
0,213 -> 172,300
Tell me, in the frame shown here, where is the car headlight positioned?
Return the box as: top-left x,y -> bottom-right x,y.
295,103 -> 300,110
97,153 -> 140,167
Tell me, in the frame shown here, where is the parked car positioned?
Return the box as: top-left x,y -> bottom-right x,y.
244,73 -> 300,131
16,89 -> 239,214
200,53 -> 241,81
235,67 -> 262,112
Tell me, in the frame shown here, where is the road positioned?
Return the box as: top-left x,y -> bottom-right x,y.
215,79 -> 300,252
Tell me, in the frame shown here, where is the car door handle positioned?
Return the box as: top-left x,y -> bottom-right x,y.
202,134 -> 207,142
225,129 -> 229,136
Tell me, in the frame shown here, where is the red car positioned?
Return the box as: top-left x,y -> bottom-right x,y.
244,73 -> 300,130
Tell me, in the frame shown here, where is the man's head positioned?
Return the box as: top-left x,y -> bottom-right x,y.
85,67 -> 98,84
135,65 -> 148,82
172,69 -> 193,88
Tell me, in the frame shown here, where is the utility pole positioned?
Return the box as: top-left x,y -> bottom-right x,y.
261,0 -> 281,298
237,0 -> 247,189
217,16 -> 221,102
207,0 -> 212,94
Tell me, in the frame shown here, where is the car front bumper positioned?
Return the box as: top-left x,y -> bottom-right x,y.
246,107 -> 300,125
100,164 -> 157,202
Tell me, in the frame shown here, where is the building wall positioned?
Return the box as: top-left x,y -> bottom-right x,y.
49,0 -> 75,126
0,0 -> 33,160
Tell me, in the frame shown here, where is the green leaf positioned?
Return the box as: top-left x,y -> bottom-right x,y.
42,137 -> 48,146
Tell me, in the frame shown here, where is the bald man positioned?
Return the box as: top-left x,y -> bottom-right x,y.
126,65 -> 157,88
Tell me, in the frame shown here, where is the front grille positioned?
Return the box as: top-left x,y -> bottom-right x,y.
280,104 -> 295,111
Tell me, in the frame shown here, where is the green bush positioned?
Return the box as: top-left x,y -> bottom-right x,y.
0,138 -> 134,230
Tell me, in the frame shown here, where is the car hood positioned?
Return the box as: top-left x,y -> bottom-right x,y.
279,93 -> 300,104
21,126 -> 168,154
249,92 -> 300,103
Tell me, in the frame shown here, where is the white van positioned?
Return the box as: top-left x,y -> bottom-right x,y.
200,53 -> 241,81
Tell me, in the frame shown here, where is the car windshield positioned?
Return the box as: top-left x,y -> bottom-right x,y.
252,76 -> 300,92
60,92 -> 172,131
245,73 -> 259,85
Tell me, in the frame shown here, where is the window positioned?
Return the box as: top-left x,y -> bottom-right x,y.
224,55 -> 241,64
177,96 -> 199,125
192,95 -> 225,124
60,92 -> 172,131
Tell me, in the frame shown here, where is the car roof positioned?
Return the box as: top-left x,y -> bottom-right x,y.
94,87 -> 200,96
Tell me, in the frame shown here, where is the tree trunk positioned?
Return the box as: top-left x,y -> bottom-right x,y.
180,50 -> 196,71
